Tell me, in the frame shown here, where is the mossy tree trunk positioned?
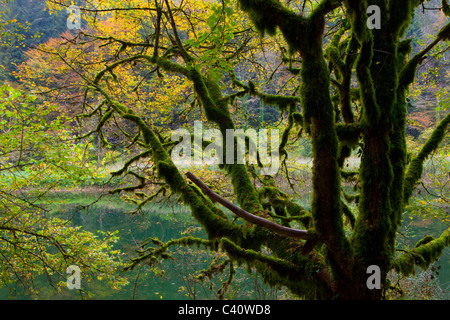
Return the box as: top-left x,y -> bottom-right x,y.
234,0 -> 449,299
222,0 -> 450,299
67,0 -> 450,299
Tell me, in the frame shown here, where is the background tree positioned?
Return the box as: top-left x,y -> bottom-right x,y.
0,84 -> 127,297
18,0 -> 450,300
0,0 -> 67,81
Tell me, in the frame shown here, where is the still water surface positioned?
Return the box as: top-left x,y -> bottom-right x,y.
1,193 -> 448,299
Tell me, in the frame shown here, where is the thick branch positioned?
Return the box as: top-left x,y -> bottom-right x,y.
310,0 -> 343,20
403,112 -> 450,203
229,72 -> 300,114
221,237 -> 334,298
185,172 -> 309,240
124,236 -> 215,271
392,227 -> 450,276
237,0 -> 307,53
399,22 -> 450,91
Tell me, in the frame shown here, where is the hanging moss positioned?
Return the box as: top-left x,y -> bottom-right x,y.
404,112 -> 450,203
336,36 -> 359,125
398,55 -> 423,92
355,41 -> 380,125
278,103 -> 296,158
343,191 -> 359,205
94,90 -> 256,248
398,39 -> 413,60
292,112 -> 303,126
242,79 -> 301,115
415,235 -> 436,248
341,202 -> 355,229
340,170 -> 359,182
111,150 -> 153,177
262,93 -> 299,116
343,0 -> 372,43
124,236 -> 217,271
217,261 -> 235,299
238,0 -> 308,54
325,27 -> 346,79
220,237 -> 331,299
301,56 -> 335,131
388,98 -> 408,245
438,22 -> 450,40
335,124 -> 361,146
392,228 -> 450,276
197,258 -> 231,283
189,68 -> 230,123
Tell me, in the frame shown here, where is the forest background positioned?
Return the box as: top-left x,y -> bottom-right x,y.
0,0 -> 449,300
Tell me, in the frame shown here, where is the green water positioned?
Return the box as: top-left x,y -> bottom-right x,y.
396,212 -> 450,299
0,192 -> 448,300
0,193 -> 283,300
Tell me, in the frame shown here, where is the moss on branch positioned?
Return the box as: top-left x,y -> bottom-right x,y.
392,228 -> 450,276
220,237 -> 330,298
125,236 -> 217,271
403,112 -> 450,203
111,150 -> 152,177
